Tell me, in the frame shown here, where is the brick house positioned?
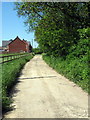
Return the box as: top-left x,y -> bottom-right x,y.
2,36 -> 32,53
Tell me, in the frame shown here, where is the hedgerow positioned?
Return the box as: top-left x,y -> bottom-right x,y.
43,28 -> 89,93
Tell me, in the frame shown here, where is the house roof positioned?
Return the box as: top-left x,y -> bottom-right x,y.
2,40 -> 12,47
22,39 -> 31,45
2,36 -> 32,47
22,39 -> 28,44
8,36 -> 28,46
8,36 -> 23,45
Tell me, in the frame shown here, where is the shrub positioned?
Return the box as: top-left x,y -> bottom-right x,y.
32,48 -> 43,54
43,54 -> 89,93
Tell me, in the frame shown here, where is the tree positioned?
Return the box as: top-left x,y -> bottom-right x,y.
14,2 -> 90,56
15,2 -> 90,30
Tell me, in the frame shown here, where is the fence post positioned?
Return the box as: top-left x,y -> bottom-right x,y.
3,57 -> 4,63
2,57 -> 3,63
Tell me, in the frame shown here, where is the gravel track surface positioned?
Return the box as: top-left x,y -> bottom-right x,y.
4,55 -> 88,118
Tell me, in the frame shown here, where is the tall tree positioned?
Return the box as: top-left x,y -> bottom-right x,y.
15,2 -> 89,56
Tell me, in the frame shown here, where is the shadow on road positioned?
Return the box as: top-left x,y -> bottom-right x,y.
19,76 -> 57,80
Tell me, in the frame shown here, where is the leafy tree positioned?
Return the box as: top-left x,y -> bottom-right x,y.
14,2 -> 90,56
15,2 -> 90,30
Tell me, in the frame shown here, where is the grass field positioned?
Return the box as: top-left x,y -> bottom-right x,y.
1,54 -> 34,112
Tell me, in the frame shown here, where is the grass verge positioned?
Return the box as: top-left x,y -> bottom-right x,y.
43,54 -> 89,94
1,54 -> 33,112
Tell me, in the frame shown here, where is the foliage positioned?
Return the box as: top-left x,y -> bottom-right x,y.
15,2 -> 90,31
2,55 -> 33,112
35,21 -> 79,56
69,27 -> 90,57
15,2 -> 89,56
15,2 -> 90,56
32,48 -> 43,54
43,28 -> 89,93
43,54 -> 89,93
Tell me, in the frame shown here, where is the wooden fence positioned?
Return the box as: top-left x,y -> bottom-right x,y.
0,53 -> 31,64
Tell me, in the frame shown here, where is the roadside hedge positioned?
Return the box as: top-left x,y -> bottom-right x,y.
43,28 -> 89,93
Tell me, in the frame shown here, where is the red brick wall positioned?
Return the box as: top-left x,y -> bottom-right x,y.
22,40 -> 30,53
8,38 -> 27,53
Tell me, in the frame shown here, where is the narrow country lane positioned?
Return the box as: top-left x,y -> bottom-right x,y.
4,55 -> 88,118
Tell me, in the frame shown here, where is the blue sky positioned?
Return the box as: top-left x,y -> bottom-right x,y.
1,2 -> 38,48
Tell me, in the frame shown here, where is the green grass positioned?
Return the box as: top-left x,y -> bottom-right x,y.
1,54 -> 34,112
43,54 -> 89,94
0,52 -> 30,56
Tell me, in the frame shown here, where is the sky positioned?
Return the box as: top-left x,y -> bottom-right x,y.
1,2 -> 38,48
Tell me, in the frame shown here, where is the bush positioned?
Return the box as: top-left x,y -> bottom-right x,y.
43,54 -> 89,93
32,48 -> 43,54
